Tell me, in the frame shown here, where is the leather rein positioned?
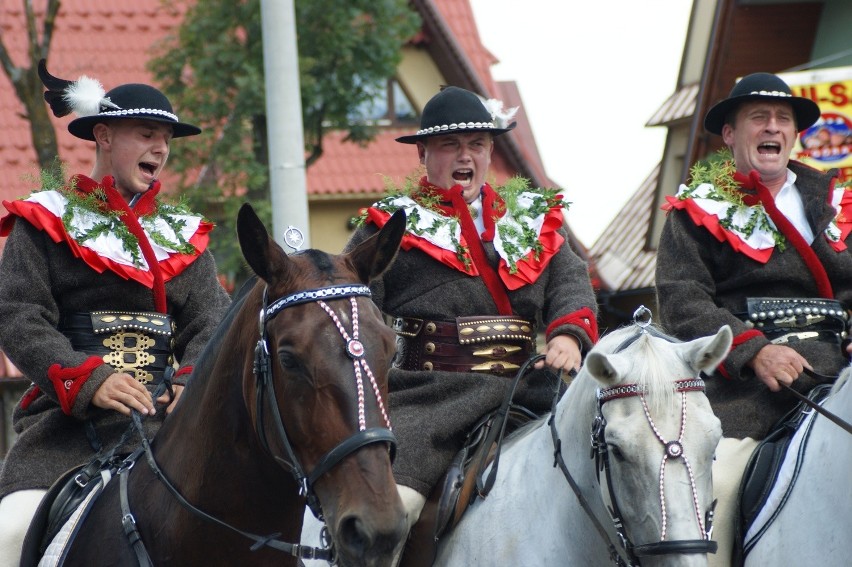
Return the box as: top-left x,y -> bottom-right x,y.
787,368 -> 852,435
117,283 -> 397,564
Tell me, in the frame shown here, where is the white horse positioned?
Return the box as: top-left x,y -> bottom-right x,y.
431,321 -> 731,567
303,319 -> 732,566
743,369 -> 852,567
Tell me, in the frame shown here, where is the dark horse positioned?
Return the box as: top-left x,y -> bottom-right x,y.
51,204 -> 407,566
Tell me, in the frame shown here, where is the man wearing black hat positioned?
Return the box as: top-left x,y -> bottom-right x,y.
0,62 -> 230,564
343,86 -> 598,556
655,72 -> 852,564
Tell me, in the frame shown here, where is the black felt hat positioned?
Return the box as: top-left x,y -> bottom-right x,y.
38,59 -> 201,141
704,72 -> 821,135
396,86 -> 517,144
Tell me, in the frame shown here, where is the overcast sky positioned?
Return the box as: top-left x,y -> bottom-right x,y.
469,1 -> 694,247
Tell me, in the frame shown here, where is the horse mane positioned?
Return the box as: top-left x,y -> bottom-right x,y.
587,323 -> 685,412
292,249 -> 336,278
184,275 -> 259,386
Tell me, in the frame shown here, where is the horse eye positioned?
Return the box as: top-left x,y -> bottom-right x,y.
277,350 -> 300,370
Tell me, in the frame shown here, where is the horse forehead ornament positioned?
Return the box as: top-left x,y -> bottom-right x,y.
591,306 -> 717,563
282,225 -> 305,252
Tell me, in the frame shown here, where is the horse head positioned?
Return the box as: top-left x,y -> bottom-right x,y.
578,321 -> 732,566
237,204 -> 407,566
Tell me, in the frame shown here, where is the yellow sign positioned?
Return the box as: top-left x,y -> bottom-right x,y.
780,66 -> 852,181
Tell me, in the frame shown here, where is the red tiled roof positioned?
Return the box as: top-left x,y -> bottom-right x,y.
495,81 -> 556,189
307,128 -> 520,198
307,129 -> 419,197
307,0 -> 554,198
0,0 -> 186,219
430,0 -> 499,95
1,1 -> 553,202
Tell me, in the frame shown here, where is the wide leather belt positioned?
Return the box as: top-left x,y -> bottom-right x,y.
391,316 -> 536,376
59,311 -> 175,384
739,297 -> 849,345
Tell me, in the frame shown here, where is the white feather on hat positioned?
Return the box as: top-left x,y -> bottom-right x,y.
62,76 -> 121,117
481,97 -> 518,129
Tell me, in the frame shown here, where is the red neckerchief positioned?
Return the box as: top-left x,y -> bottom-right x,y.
416,178 -> 513,315
734,170 -> 833,298
71,175 -> 169,312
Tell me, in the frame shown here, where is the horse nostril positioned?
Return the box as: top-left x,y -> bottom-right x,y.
338,515 -> 373,557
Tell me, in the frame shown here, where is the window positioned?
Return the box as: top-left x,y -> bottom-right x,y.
349,79 -> 417,125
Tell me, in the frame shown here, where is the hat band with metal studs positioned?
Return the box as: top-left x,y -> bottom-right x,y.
746,90 -> 792,98
97,108 -> 180,122
96,108 -> 180,122
415,121 -> 496,136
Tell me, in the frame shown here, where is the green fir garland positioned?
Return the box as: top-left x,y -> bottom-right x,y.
681,149 -> 787,251
33,164 -> 200,267
363,175 -> 565,273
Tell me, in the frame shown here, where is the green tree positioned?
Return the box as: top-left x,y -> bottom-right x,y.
149,0 -> 420,280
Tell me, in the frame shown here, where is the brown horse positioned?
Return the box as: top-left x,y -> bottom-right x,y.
57,204 -> 408,566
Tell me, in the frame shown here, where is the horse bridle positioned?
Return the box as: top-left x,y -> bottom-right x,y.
113,284 -> 397,564
550,308 -> 718,567
591,378 -> 718,564
253,284 -> 396,521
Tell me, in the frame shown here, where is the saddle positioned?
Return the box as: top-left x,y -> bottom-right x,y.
399,404 -> 537,567
20,453 -> 128,567
732,383 -> 832,566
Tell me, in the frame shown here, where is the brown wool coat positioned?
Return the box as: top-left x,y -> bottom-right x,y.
0,217 -> 231,500
346,223 -> 597,496
656,161 -> 852,439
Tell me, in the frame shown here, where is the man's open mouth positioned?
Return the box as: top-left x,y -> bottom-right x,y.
453,169 -> 473,184
758,142 -> 781,155
139,162 -> 158,176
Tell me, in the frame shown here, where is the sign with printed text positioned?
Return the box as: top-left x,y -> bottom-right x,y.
777,66 -> 852,181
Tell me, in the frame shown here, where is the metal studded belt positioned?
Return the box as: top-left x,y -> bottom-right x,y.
391,315 -> 536,375
59,311 -> 175,384
740,297 -> 849,345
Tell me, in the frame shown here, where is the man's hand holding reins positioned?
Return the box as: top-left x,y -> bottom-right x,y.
748,344 -> 812,392
536,334 -> 582,375
92,372 -> 156,416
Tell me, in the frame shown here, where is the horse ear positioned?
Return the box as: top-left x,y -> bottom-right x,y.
584,351 -> 619,385
236,203 -> 290,282
685,324 -> 733,374
346,210 -> 406,283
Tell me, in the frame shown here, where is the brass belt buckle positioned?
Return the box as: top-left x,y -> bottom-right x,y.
470,361 -> 520,374
102,331 -> 157,383
472,344 -> 522,359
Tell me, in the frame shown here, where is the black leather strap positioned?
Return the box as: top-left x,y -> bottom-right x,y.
120,453 -> 154,567
785,370 -> 852,435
